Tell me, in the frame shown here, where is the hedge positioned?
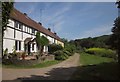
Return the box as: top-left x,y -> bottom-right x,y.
53,50 -> 68,60
85,48 -> 117,59
48,44 -> 63,54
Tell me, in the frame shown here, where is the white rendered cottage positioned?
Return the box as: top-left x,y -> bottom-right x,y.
3,8 -> 64,54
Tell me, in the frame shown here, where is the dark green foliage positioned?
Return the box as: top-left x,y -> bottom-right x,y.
3,48 -> 8,55
109,16 -> 120,64
40,36 -> 49,46
94,35 -> 110,48
36,32 -> 49,55
61,38 -> 68,43
2,2 -> 14,30
109,17 -> 120,50
36,32 -> 49,47
62,50 -> 71,56
71,35 -> 111,53
48,38 -> 77,60
2,2 -> 14,57
36,32 -> 41,47
48,44 -> 63,54
53,50 -> 68,60
52,42 -> 76,60
64,43 -> 76,54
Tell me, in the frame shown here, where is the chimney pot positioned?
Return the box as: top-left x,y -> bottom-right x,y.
38,22 -> 42,26
48,28 -> 51,31
54,32 -> 57,35
24,13 -> 27,16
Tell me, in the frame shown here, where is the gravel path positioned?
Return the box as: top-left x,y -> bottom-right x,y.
2,53 -> 80,80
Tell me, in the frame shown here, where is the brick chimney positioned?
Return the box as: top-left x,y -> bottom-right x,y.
54,32 -> 57,35
24,13 -> 27,16
48,28 -> 51,31
38,22 -> 42,26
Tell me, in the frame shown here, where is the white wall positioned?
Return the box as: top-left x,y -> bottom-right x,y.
3,39 -> 15,53
47,36 -> 55,44
40,32 -> 46,37
7,19 -> 14,27
4,19 -> 63,53
23,32 -> 32,40
15,30 -> 22,40
4,27 -> 14,39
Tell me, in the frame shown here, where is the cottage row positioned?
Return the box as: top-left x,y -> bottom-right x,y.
3,8 -> 64,54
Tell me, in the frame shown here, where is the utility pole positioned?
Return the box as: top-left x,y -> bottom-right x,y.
48,23 -> 56,33
40,9 -> 44,23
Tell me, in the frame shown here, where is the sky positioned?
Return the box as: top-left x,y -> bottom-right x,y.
14,2 -> 118,40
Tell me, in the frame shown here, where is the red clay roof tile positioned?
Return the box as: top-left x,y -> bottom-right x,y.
10,8 -> 62,42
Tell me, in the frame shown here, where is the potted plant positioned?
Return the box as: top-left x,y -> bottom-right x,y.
21,52 -> 26,60
3,48 -> 8,59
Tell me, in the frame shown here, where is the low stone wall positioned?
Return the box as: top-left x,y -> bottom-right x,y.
45,55 -> 55,61
3,55 -> 55,66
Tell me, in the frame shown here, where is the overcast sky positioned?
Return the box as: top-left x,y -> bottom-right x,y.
14,2 -> 118,40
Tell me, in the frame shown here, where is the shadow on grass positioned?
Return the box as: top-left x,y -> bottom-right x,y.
71,62 -> 120,80
2,62 -> 120,82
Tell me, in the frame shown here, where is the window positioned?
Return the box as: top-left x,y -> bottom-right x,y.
27,27 -> 29,33
14,29 -> 16,38
19,23 -> 23,30
29,28 -> 31,33
15,40 -> 18,50
19,41 -> 21,50
24,26 -> 26,32
26,26 -> 27,32
32,44 -> 34,51
15,21 -> 19,28
32,29 -> 35,34
15,40 -> 21,50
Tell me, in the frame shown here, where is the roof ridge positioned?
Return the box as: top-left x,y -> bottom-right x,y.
10,8 -> 62,42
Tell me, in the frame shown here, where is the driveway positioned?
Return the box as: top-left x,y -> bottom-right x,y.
2,53 -> 80,80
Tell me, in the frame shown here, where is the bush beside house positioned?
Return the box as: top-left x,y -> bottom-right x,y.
48,44 -> 63,54
48,43 -> 76,60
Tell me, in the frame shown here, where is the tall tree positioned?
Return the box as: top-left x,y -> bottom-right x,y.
2,2 -> 14,31
1,2 -> 14,57
36,32 -> 49,56
109,17 -> 120,64
109,1 -> 120,65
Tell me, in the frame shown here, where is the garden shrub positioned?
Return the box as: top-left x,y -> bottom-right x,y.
53,50 -> 68,60
85,48 -> 117,59
64,44 -> 76,54
63,50 -> 72,56
48,44 -> 63,54
49,42 -> 76,60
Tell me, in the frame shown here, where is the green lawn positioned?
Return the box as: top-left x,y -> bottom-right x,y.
2,60 -> 61,69
80,52 -> 115,66
71,52 -> 119,80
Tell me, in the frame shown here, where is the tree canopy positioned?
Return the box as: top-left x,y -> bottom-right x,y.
73,35 -> 110,49
36,32 -> 49,55
2,2 -> 14,31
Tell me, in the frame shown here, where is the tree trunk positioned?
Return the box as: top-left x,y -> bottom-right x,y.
118,50 -> 120,65
118,49 -> 120,79
40,46 -> 44,55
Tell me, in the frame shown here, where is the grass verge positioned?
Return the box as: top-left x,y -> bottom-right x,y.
2,60 -> 61,69
71,52 -> 119,80
80,52 -> 115,66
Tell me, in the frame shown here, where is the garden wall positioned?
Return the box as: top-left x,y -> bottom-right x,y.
3,55 -> 55,66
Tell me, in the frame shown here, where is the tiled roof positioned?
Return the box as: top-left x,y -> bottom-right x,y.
10,8 -> 62,42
